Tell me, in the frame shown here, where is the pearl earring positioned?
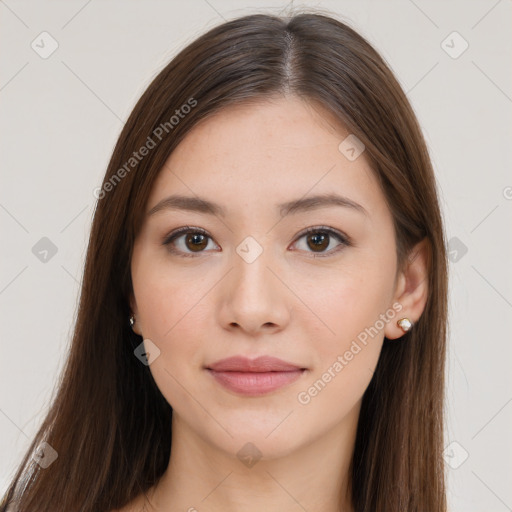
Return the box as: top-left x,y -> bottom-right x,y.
397,318 -> 412,332
129,315 -> 135,328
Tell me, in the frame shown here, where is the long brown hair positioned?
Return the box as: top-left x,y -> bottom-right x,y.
1,11 -> 448,512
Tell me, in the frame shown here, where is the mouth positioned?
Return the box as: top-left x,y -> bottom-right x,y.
205,355 -> 307,396
205,368 -> 307,396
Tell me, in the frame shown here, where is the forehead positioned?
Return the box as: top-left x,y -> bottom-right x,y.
146,96 -> 386,220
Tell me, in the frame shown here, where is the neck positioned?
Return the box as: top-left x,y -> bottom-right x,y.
146,402 -> 360,512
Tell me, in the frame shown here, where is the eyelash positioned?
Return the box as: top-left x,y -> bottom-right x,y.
161,225 -> 351,259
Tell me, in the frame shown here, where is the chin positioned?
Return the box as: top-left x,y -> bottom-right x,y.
204,421 -> 305,463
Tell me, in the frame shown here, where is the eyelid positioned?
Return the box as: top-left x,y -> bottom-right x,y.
162,225 -> 209,243
162,225 -> 351,257
292,225 -> 350,244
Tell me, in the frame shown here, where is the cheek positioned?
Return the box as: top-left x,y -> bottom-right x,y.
296,248 -> 396,404
136,275 -> 206,354
294,279 -> 393,421
304,254 -> 396,350
131,246 -> 208,387
132,239 -> 207,345
134,277 -> 208,411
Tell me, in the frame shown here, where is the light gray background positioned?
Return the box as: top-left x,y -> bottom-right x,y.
1,1 -> 511,510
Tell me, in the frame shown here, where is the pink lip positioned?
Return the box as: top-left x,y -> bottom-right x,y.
206,356 -> 307,396
207,355 -> 304,372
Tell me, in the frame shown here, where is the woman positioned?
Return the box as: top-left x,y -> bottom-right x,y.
1,11 -> 448,512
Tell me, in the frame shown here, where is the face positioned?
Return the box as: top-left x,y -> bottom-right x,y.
130,95 -> 404,460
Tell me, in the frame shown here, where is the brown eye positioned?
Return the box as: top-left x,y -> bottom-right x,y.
185,233 -> 208,252
293,226 -> 350,257
306,232 -> 330,252
163,227 -> 217,257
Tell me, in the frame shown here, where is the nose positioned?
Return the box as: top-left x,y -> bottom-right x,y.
217,248 -> 291,336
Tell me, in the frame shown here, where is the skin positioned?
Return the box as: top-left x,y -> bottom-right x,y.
121,94 -> 429,512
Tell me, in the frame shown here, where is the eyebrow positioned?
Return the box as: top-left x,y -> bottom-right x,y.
147,192 -> 367,218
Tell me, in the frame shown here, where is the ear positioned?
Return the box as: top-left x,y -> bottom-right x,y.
129,291 -> 143,336
384,238 -> 430,340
